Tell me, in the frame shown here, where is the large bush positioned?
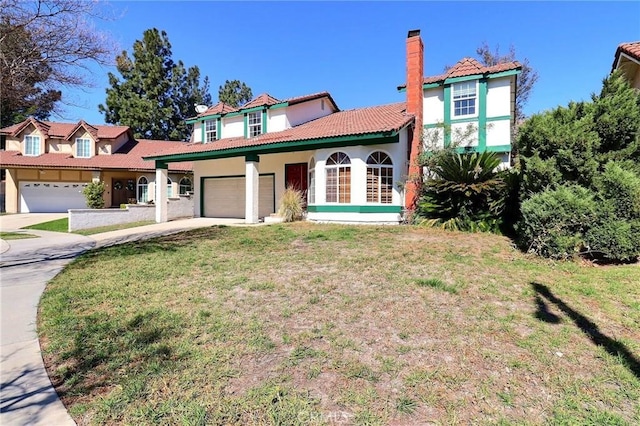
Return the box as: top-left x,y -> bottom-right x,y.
83,181 -> 105,209
517,185 -> 597,259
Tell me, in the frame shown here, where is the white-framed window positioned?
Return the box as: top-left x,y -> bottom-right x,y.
366,151 -> 393,204
76,137 -> 91,158
179,177 -> 192,195
308,157 -> 316,204
137,176 -> 148,203
205,119 -> 217,142
325,152 -> 351,203
247,111 -> 262,137
452,81 -> 477,117
167,177 -> 173,198
24,135 -> 40,156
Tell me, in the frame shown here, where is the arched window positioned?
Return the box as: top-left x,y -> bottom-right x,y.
325,152 -> 351,203
167,177 -> 173,198
308,157 -> 316,204
137,176 -> 148,203
366,152 -> 393,204
179,177 -> 193,195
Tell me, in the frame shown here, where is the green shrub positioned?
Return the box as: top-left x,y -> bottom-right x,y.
277,187 -> 304,222
517,185 -> 597,259
83,181 -> 105,209
595,162 -> 640,220
585,219 -> 640,262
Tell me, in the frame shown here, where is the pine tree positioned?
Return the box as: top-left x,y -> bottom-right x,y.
218,80 -> 253,108
99,28 -> 212,141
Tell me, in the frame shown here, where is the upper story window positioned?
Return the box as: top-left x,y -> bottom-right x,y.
366,152 -> 393,204
247,111 -> 262,138
24,135 -> 40,156
452,81 -> 477,117
325,152 -> 351,203
76,137 -> 91,158
205,119 -> 217,142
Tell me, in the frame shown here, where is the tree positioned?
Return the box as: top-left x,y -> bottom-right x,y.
218,80 -> 253,108
99,28 -> 212,141
0,0 -> 114,125
475,42 -> 539,123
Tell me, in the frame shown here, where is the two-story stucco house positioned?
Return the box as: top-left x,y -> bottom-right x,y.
0,118 -> 192,212
145,30 -> 521,224
613,41 -> 640,89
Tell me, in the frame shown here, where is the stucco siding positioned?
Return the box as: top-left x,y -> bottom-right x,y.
268,108 -> 289,132
286,98 -> 332,127
486,119 -> 511,147
222,115 -> 244,138
486,78 -> 512,118
423,88 -> 444,125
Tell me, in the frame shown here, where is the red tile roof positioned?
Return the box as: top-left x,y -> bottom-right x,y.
1,119 -> 130,140
146,102 -> 413,158
398,57 -> 521,89
195,102 -> 238,118
0,139 -> 192,172
285,91 -> 339,110
240,93 -> 282,109
613,41 -> 640,70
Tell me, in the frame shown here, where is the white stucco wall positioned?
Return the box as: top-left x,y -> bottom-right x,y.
268,108 -> 289,132
486,120 -> 511,147
451,122 -> 479,148
222,115 -> 244,138
192,122 -> 203,143
423,87 -> 444,125
286,98 -> 333,127
486,78 -> 512,118
68,196 -> 194,231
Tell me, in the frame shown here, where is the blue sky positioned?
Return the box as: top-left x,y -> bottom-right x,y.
62,1 -> 640,125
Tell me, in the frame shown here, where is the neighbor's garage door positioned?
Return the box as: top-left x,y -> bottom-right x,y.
203,175 -> 274,219
20,181 -> 88,213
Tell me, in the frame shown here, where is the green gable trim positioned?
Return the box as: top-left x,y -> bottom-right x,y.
201,121 -> 205,143
307,205 -> 402,213
444,74 -> 482,84
185,119 -> 198,125
424,123 -> 443,129
443,85 -> 451,147
478,79 -> 487,150
155,161 -> 169,169
397,87 -> 406,93
486,69 -> 521,79
243,113 -> 248,139
270,102 -> 288,110
449,117 -> 478,125
262,110 -> 267,134
423,82 -> 441,89
240,106 -> 264,114
217,118 -> 222,139
146,132 -> 400,163
245,154 -> 260,162
486,115 -> 512,122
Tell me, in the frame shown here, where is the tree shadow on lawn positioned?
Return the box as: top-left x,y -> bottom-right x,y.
531,282 -> 640,380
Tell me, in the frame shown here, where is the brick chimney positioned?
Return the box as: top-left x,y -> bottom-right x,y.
404,29 -> 424,211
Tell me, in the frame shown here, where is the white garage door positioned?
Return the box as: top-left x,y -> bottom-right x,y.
20,181 -> 88,213
203,175 -> 274,219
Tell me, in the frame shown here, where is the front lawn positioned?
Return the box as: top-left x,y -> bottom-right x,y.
39,223 -> 640,425
0,231 -> 38,240
24,218 -> 154,235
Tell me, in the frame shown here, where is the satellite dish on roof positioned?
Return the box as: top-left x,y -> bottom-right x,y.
194,104 -> 208,113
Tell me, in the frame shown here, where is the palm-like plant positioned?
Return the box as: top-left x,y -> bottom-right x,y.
417,151 -> 508,232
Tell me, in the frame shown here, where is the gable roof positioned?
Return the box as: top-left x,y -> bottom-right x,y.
612,41 -> 640,71
397,57 -> 522,89
196,102 -> 238,118
1,119 -> 130,140
0,139 -> 191,172
146,102 -> 412,160
240,93 -> 282,109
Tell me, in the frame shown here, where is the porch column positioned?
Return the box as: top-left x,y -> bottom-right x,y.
155,162 -> 168,223
245,155 -> 260,224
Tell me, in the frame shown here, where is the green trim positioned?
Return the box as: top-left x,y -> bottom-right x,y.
200,121 -> 205,143
245,154 -> 260,163
239,106 -> 263,114
444,74 -> 482,84
478,79 -> 487,150
262,109 -> 267,134
185,119 -> 198,125
424,123 -> 441,129
217,118 -> 222,139
486,115 -> 511,122
423,82 -> 441,89
270,102 -> 288,110
155,161 -> 168,169
243,113 -> 248,139
200,173 -> 276,217
449,117 -> 478,125
486,69 -> 521,79
145,132 -> 400,163
454,144 -> 511,154
397,87 -> 406,93
443,85 -> 451,147
307,205 -> 402,213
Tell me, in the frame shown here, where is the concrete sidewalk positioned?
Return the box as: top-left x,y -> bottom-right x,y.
0,217 -> 247,425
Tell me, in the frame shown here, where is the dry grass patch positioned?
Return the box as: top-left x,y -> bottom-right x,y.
39,223 -> 640,425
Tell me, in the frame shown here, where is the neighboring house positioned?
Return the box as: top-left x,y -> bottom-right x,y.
0,118 -> 192,213
145,29 -> 520,224
612,41 -> 640,89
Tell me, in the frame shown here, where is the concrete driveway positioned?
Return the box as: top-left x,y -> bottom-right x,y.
0,213 -> 68,231
0,216 -> 247,425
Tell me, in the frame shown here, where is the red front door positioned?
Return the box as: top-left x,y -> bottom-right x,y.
285,163 -> 308,198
